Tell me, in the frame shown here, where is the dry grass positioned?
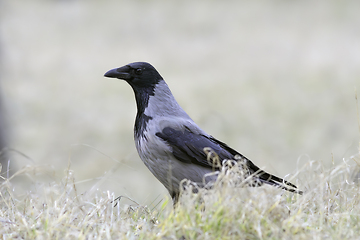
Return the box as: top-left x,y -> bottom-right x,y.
1,148 -> 360,239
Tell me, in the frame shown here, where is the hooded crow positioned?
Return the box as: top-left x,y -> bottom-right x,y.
104,62 -> 302,204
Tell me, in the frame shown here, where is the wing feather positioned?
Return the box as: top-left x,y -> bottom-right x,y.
155,126 -> 301,193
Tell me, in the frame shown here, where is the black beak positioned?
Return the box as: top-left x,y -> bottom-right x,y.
104,65 -> 132,80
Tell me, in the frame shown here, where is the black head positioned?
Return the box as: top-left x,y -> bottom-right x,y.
104,62 -> 163,90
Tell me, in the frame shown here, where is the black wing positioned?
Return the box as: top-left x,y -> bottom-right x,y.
156,126 -> 233,168
156,126 -> 301,193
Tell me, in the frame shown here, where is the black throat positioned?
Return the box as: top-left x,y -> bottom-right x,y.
132,85 -> 155,139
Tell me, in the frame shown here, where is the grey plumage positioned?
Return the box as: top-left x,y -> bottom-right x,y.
104,62 -> 302,204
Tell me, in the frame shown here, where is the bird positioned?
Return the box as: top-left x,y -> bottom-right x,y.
104,62 -> 302,204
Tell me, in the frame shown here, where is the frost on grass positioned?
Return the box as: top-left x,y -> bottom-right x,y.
1,149 -> 360,239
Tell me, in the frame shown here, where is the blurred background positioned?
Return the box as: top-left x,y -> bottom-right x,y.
1,0 -> 360,205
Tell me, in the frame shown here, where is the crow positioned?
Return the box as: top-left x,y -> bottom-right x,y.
104,62 -> 302,204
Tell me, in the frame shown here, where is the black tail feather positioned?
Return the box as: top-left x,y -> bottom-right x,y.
257,170 -> 303,195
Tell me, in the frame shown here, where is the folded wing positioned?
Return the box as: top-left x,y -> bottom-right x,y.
156,126 -> 301,194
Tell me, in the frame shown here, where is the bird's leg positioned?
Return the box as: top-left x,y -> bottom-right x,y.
171,191 -> 180,208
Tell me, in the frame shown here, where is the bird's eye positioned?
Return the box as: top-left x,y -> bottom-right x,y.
135,68 -> 143,75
